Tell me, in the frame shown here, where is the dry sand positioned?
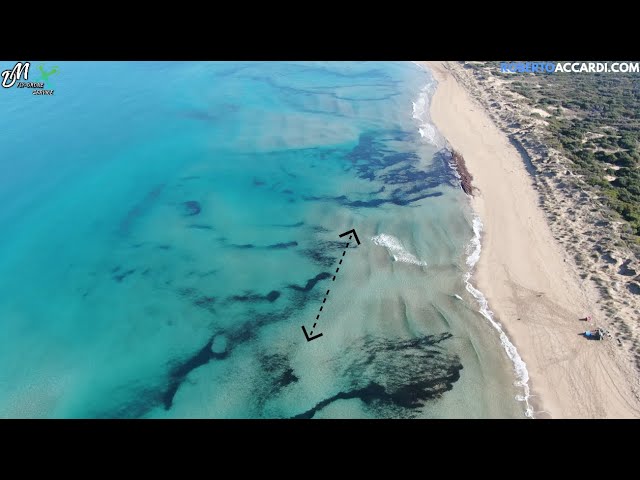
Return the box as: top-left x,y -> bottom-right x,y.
424,61 -> 640,418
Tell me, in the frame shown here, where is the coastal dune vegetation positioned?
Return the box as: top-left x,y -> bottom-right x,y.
502,67 -> 640,239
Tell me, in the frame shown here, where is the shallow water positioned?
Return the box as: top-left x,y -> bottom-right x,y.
0,61 -> 526,418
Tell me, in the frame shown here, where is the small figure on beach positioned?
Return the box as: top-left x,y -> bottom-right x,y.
582,329 -> 600,340
580,327 -> 609,341
579,315 -> 592,322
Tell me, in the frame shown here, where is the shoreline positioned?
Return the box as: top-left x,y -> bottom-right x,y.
463,214 -> 534,417
423,61 -> 640,418
450,150 -> 474,196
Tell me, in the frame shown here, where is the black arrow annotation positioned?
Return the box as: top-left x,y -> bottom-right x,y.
301,228 -> 360,342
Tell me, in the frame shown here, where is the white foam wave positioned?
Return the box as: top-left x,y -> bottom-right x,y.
411,68 -> 446,149
371,233 -> 428,267
464,216 -> 534,418
466,216 -> 483,267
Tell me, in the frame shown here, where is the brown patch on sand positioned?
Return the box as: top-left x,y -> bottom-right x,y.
451,149 -> 474,196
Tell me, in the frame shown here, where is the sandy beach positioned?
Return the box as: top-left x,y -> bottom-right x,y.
424,61 -> 640,418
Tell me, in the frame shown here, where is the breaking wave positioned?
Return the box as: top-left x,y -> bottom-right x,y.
411,63 -> 445,149
464,216 -> 534,418
371,233 -> 428,267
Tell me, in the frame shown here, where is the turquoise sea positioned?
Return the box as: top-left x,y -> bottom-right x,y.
0,61 -> 527,418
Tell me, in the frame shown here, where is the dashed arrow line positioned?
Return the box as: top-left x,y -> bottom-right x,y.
301,228 -> 361,342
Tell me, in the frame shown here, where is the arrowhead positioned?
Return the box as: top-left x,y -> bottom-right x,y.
338,229 -> 361,245
301,326 -> 323,342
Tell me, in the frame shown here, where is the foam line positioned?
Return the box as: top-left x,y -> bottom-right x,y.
371,233 -> 428,267
464,216 -> 534,418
